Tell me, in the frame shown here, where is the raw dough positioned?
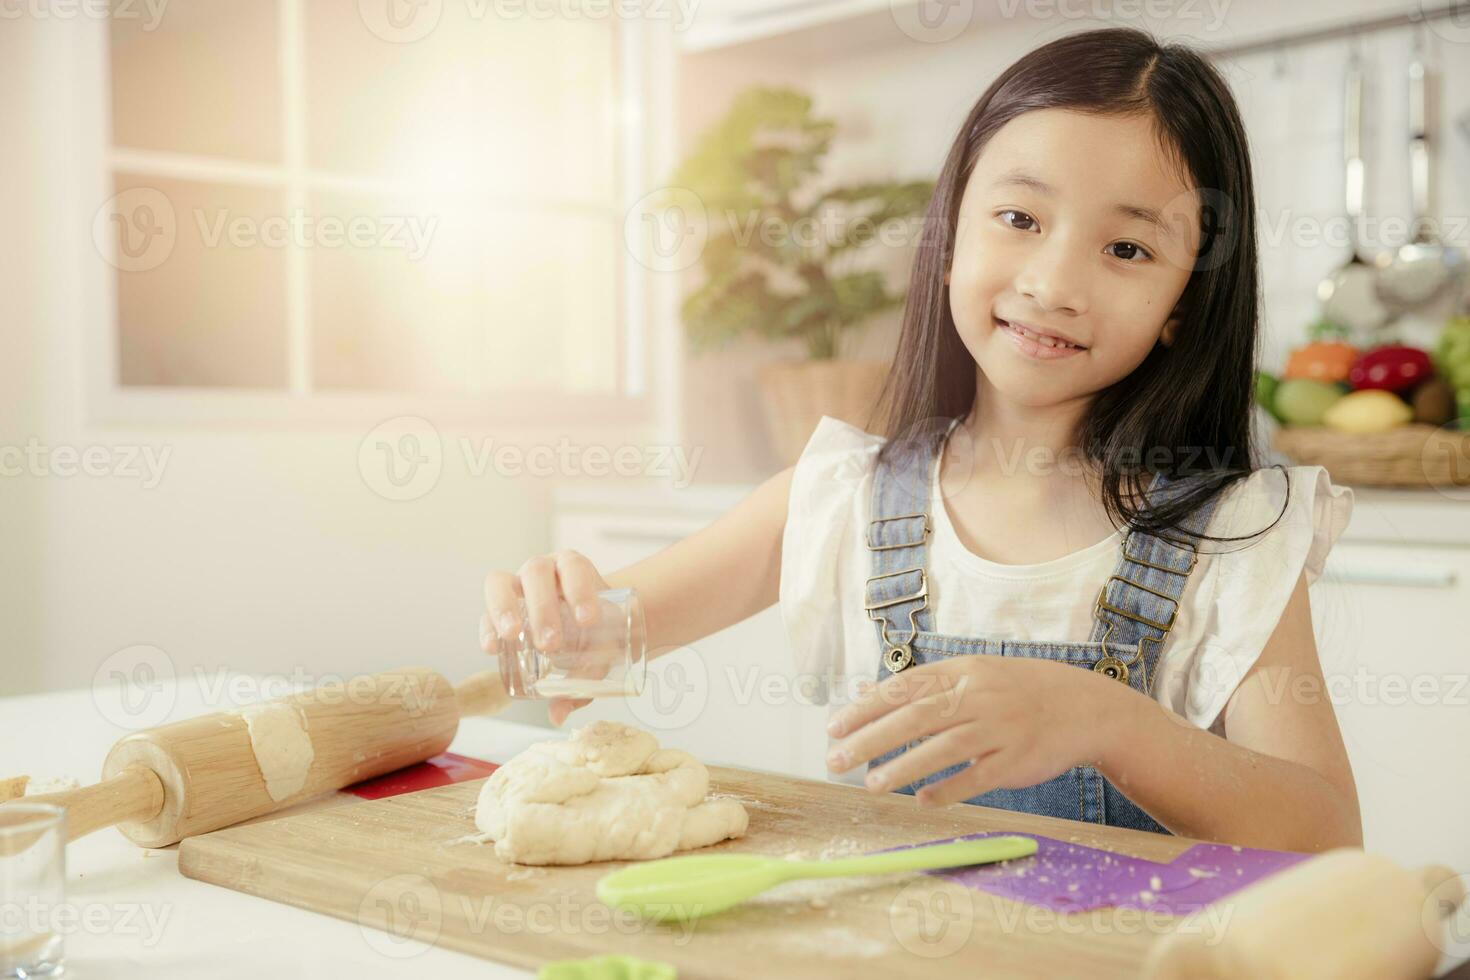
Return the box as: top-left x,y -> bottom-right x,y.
0,775 -> 28,802
23,776 -> 79,796
240,702 -> 315,801
474,720 -> 748,865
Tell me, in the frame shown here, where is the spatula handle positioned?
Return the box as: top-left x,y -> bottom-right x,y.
805,836 -> 1037,879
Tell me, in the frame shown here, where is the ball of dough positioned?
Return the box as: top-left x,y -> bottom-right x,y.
475,720 -> 748,865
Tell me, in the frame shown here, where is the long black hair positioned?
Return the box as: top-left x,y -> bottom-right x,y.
869,26 -> 1283,548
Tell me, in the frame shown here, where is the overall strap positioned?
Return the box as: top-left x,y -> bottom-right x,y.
863,418 -> 956,673
1086,473 -> 1226,692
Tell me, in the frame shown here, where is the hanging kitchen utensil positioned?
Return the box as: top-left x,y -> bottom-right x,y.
1375,28 -> 1467,310
1317,42 -> 1390,340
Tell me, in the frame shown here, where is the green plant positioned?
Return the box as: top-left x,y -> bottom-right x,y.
666,87 -> 933,360
1305,314 -> 1402,349
1304,316 -> 1352,343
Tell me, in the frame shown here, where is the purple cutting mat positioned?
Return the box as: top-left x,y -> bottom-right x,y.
891,832 -> 1310,914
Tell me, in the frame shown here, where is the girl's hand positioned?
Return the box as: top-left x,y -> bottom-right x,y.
824,657 -> 1119,806
481,550 -> 611,727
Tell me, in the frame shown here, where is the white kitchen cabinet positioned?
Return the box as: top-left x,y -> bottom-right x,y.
1312,538 -> 1470,874
551,484 -> 830,782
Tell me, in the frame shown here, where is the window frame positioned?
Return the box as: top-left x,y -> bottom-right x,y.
84,0 -> 662,429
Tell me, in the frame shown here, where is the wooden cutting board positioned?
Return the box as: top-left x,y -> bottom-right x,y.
178,766 -> 1207,978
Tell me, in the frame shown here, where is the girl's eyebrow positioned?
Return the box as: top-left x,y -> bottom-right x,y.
991,167 -> 1177,242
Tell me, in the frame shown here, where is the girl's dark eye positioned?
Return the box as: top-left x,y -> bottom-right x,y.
1107,241 -> 1152,262
997,209 -> 1036,231
996,210 -> 1152,262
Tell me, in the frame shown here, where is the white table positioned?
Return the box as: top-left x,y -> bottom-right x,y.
7,679 -> 1469,979
1,679 -> 553,979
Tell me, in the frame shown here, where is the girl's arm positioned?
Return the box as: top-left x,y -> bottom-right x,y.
1095,570 -> 1363,852
483,465 -> 795,723
824,561 -> 1359,853
602,465 -> 794,653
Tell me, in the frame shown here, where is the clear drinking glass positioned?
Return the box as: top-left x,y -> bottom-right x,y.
498,586 -> 647,699
1,804 -> 65,979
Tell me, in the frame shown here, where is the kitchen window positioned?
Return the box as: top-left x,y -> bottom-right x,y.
94,0 -> 653,423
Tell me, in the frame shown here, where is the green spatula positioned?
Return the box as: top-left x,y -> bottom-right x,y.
596,835 -> 1037,921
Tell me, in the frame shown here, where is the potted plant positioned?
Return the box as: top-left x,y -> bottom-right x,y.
667,87 -> 933,464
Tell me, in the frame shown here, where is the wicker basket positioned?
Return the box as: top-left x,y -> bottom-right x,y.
757,359 -> 890,466
1272,423 -> 1470,488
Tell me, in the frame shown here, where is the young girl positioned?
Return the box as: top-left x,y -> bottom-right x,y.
481,27 -> 1361,853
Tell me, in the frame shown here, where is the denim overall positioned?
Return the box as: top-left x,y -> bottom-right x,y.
864,418 -> 1222,834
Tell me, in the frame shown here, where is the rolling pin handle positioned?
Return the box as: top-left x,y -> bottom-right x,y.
453,670 -> 510,717
22,766 -> 166,843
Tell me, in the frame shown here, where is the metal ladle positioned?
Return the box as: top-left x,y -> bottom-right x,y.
1317,44 -> 1391,340
1375,29 -> 1467,311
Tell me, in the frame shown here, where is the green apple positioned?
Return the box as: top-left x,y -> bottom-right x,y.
1273,378 -> 1345,426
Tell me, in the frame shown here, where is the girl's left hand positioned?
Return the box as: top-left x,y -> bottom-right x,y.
824,656 -> 1119,806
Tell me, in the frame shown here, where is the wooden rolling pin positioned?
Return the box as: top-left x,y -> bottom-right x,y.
1146,848 -> 1466,980
6,667 -> 509,849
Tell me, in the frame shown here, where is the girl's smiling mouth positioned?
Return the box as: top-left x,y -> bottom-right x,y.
994,316 -> 1089,359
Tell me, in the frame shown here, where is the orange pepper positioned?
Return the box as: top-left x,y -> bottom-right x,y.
1284,341 -> 1360,383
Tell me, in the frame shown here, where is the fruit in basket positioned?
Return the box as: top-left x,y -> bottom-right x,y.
1435,316 -> 1470,370
1254,371 -> 1283,422
1284,341 -> 1359,383
1434,317 -> 1470,425
1321,389 -> 1413,433
1347,345 -> 1433,392
1273,378 -> 1344,426
1411,377 -> 1456,426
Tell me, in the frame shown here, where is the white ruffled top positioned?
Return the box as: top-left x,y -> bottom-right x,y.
779,416 -> 1354,739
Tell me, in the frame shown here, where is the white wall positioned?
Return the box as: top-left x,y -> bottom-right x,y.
678,0 -> 1470,482
0,18 -> 49,696
0,16 -> 667,725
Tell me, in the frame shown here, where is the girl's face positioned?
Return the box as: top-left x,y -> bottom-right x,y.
947,109 -> 1201,411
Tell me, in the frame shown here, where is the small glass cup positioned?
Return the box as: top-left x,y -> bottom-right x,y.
1,804 -> 66,979
498,586 -> 647,699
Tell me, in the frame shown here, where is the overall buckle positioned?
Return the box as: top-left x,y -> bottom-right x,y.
866,512 -> 931,551
1094,574 -> 1180,633
1091,541 -> 1193,689
866,566 -> 928,673
1122,529 -> 1198,576
863,566 -> 928,610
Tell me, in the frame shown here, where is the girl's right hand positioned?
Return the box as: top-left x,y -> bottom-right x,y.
481,550 -> 612,727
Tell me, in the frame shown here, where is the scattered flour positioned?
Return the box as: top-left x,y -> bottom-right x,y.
779,926 -> 888,960
24,776 -> 81,796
